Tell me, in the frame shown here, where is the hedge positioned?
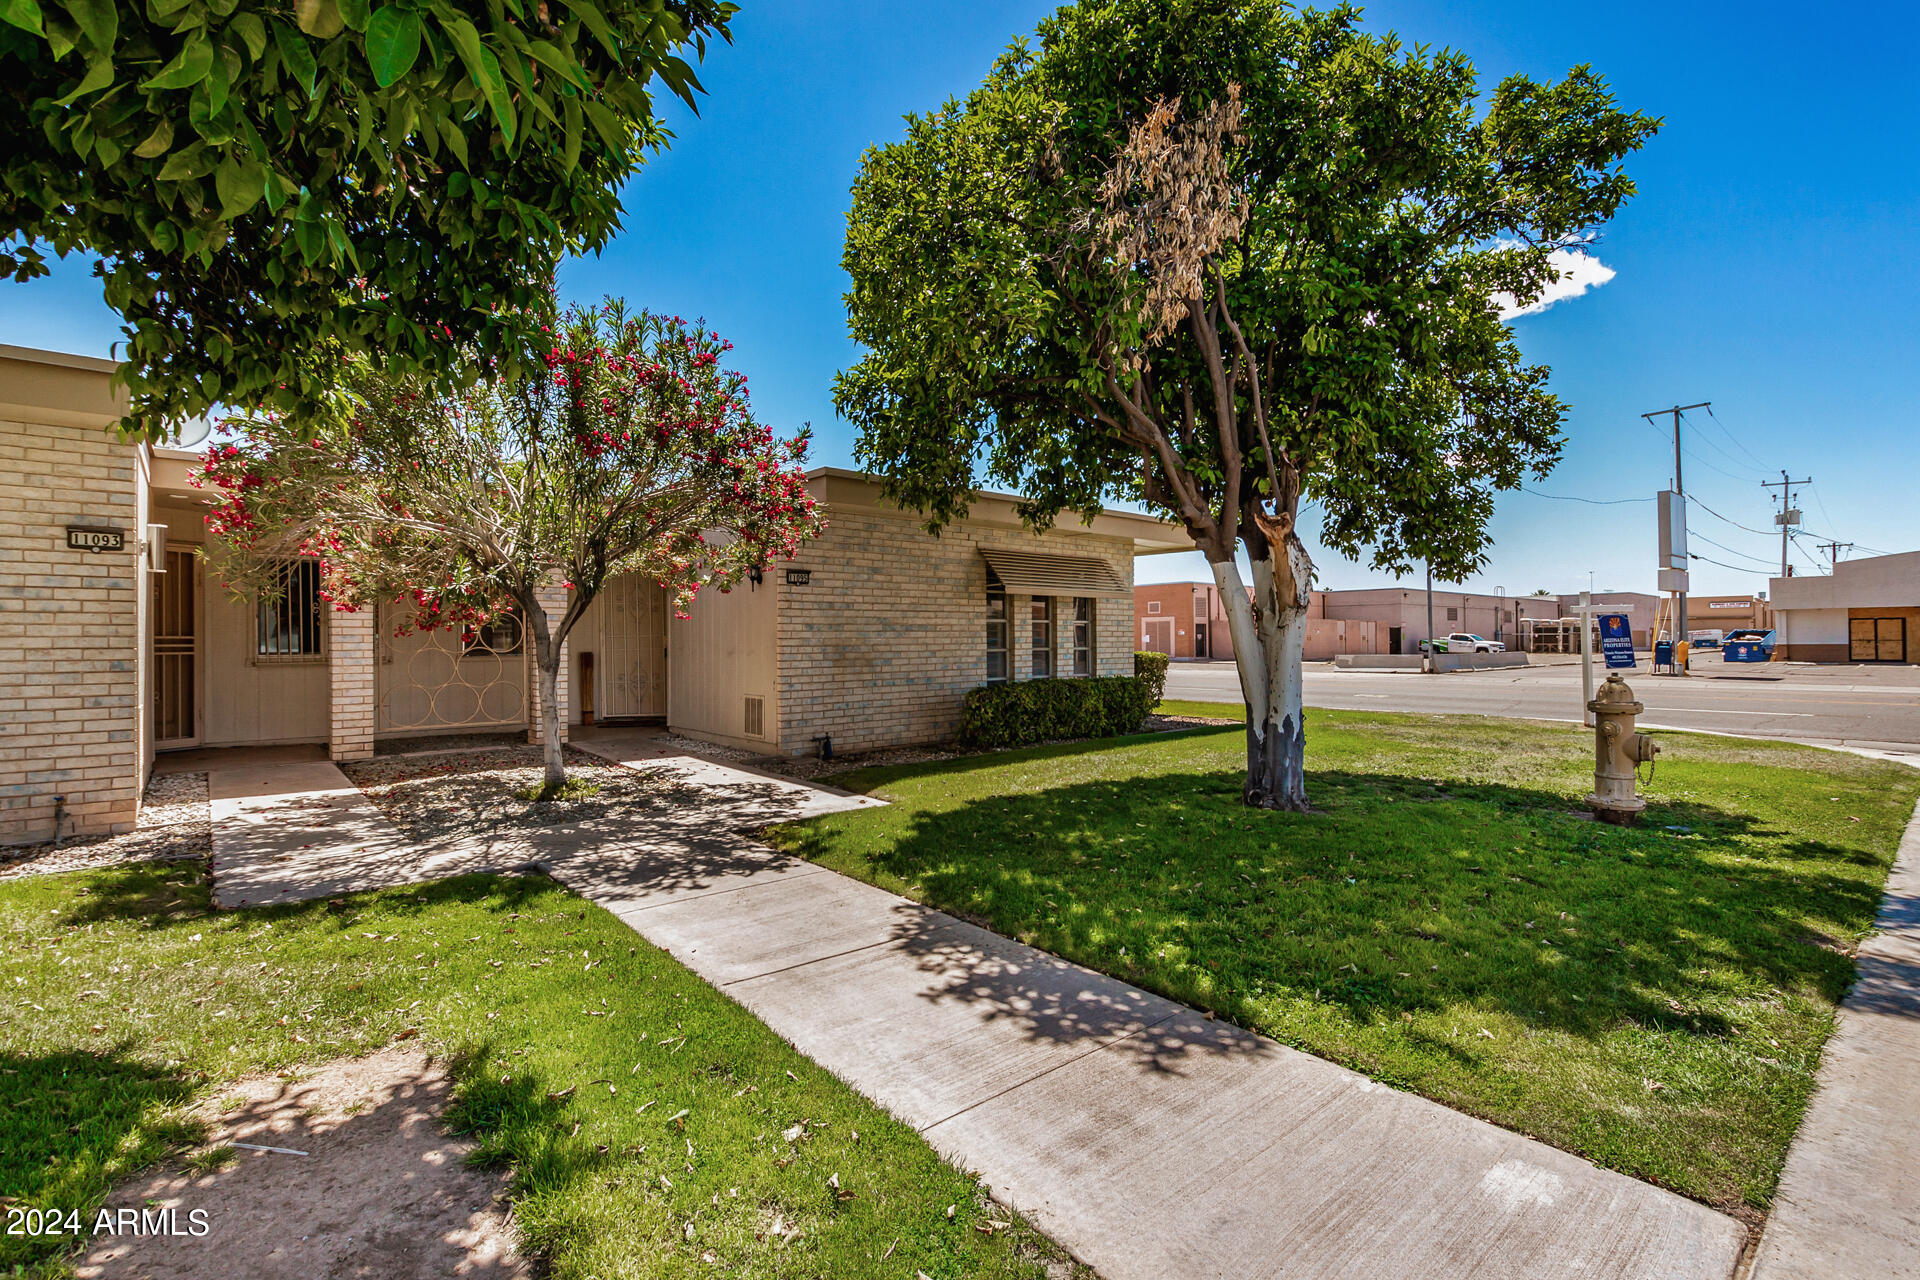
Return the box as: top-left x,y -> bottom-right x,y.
1132,649 -> 1170,706
959,675 -> 1155,749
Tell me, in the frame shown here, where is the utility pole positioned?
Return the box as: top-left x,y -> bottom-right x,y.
1642,402 -> 1709,670
1424,563 -> 1435,673
1762,471 -> 1812,577
1819,540 -> 1854,572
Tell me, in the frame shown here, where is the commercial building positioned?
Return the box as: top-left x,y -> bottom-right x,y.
1133,586 -> 1379,662
2,344 -> 1186,844
1514,592 -> 1664,651
1317,587 -> 1517,656
1769,551 -> 1919,663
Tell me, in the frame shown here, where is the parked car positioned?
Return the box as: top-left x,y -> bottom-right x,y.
1421,633 -> 1506,654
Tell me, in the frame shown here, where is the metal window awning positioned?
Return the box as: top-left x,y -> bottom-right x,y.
980,548 -> 1127,595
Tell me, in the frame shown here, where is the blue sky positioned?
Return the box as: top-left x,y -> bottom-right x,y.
6,2 -> 1916,597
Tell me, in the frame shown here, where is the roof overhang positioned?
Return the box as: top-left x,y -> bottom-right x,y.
981,548 -> 1128,596
803,467 -> 1193,555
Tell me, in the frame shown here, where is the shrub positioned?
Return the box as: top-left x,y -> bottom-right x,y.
959,676 -> 1156,749
1133,650 -> 1170,707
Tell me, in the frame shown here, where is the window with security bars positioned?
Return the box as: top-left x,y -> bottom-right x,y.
986,587 -> 1009,682
1031,597 -> 1053,678
257,559 -> 324,660
1071,598 -> 1094,675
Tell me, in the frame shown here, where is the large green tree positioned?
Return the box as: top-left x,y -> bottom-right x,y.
836,0 -> 1657,809
1,0 -> 734,438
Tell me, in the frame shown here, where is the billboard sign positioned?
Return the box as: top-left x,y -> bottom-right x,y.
1657,491 -> 1687,571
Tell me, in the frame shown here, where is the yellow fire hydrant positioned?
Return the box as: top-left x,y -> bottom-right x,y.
1588,673 -> 1659,825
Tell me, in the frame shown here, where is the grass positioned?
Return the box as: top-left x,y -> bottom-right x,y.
0,865 -> 1080,1278
770,706 -> 1920,1215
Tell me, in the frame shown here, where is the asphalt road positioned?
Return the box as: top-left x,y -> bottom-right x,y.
1163,656 -> 1920,757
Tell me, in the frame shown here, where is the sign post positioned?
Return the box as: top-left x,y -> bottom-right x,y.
1572,590 -> 1596,727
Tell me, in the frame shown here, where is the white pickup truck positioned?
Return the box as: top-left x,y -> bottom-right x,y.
1422,632 -> 1506,654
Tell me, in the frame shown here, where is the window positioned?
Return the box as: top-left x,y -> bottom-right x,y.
256,559 -> 324,660
1147,600 -> 1162,614
986,587 -> 1009,682
463,612 -> 522,657
1446,607 -> 1459,621
1071,598 -> 1095,675
1031,597 -> 1053,677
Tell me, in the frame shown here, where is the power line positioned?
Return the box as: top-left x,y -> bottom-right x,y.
1522,487 -> 1652,505
1676,412 -> 1769,482
1702,405 -> 1770,471
1689,551 -> 1773,575
1690,530 -> 1779,569
1686,493 -> 1775,537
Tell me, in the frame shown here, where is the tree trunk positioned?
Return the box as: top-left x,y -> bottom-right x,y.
1210,530 -> 1314,811
524,597 -> 566,798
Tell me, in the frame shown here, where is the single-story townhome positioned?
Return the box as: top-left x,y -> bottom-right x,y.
1769,552 -> 1919,663
1,343 -> 1190,845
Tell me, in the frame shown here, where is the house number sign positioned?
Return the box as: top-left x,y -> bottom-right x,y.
785,569 -> 812,586
66,526 -> 125,553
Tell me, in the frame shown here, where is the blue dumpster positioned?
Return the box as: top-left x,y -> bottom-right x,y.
1723,629 -> 1776,663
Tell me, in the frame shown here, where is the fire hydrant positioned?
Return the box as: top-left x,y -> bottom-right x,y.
1588,673 -> 1659,825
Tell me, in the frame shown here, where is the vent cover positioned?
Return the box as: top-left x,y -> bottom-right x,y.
744,695 -> 765,739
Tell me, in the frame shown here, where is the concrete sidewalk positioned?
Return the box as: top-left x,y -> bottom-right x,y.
545,855 -> 1745,1280
207,752 -> 1746,1279
1751,799 -> 1920,1279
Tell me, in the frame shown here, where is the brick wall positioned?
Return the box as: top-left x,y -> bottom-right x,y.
0,416 -> 143,843
328,607 -> 375,761
774,509 -> 1135,756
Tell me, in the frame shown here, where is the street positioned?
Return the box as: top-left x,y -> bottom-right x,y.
1164,657 -> 1920,756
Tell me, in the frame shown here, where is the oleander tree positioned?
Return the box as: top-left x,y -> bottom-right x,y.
0,0 -> 736,440
199,298 -> 823,794
835,0 -> 1656,809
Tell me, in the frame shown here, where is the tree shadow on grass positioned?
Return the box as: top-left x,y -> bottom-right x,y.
49,862 -> 562,937
781,765 -> 1886,1046
0,1047 -> 200,1268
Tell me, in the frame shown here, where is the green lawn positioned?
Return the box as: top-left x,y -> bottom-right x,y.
0,866 -> 1079,1279
769,707 -> 1920,1215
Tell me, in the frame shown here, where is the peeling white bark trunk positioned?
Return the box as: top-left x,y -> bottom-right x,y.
1210,535 -> 1313,810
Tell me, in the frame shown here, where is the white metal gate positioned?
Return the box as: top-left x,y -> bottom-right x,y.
376,605 -> 528,735
599,574 -> 667,718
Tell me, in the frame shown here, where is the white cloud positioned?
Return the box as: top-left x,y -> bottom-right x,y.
1495,249 -> 1617,320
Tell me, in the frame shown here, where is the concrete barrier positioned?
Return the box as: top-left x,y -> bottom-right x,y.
1331,653 -> 1530,672
1433,652 -> 1530,672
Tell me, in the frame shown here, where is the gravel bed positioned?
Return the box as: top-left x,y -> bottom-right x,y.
0,771 -> 210,880
341,745 -> 686,842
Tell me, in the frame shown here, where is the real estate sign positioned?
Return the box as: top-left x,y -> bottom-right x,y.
1599,613 -> 1636,669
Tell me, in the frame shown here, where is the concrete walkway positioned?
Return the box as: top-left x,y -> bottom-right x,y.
205,750 -> 1746,1279
1751,799 -> 1920,1279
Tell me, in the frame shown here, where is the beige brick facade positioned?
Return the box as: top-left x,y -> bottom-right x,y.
3,368 -> 1186,837
772,505 -> 1139,757
1,349 -> 144,844
327,607 -> 376,761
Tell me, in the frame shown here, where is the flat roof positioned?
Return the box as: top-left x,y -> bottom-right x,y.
0,343 -> 120,375
805,466 -> 1192,555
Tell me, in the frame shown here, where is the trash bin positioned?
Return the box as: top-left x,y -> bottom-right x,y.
1653,640 -> 1673,668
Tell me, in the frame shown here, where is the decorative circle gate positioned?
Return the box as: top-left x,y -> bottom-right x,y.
375,605 -> 528,735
